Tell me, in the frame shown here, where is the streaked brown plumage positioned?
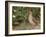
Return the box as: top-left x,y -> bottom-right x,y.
28,9 -> 38,26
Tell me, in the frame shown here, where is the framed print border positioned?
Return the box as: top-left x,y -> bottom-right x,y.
5,1 -> 45,36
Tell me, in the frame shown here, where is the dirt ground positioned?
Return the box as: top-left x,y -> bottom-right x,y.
13,20 -> 40,30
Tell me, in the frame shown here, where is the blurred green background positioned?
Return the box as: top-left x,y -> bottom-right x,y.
12,6 -> 40,30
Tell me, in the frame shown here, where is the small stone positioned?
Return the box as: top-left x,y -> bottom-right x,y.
14,10 -> 16,12
13,15 -> 16,18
